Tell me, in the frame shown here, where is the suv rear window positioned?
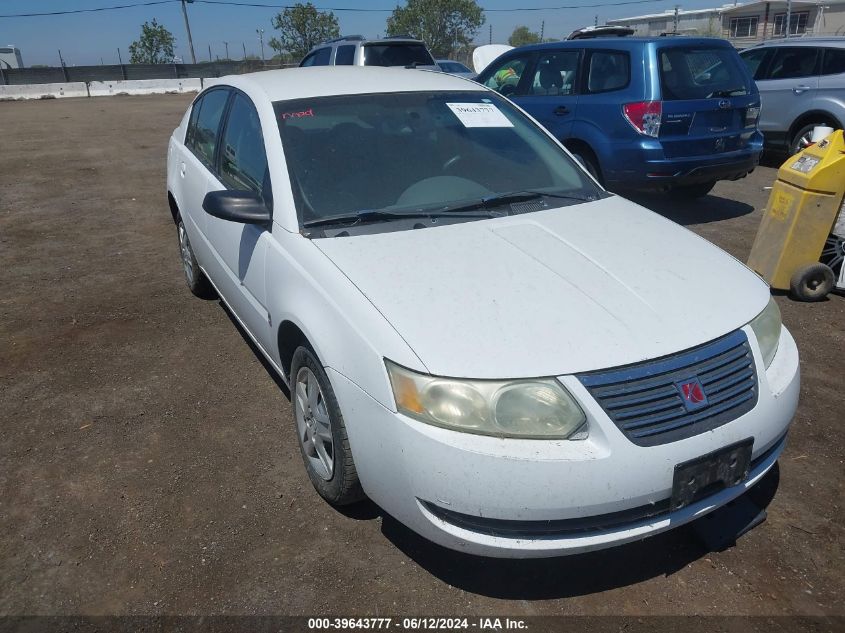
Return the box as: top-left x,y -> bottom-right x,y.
659,47 -> 751,100
363,43 -> 434,67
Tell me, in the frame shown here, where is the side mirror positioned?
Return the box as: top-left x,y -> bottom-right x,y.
202,190 -> 271,225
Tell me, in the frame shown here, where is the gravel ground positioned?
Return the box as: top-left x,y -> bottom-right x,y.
0,94 -> 842,618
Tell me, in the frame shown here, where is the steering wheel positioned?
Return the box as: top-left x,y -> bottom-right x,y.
442,154 -> 463,172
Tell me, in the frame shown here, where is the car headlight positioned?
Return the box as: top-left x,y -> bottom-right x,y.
749,297 -> 782,369
385,360 -> 587,439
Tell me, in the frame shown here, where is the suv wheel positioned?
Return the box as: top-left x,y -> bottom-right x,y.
790,121 -> 836,155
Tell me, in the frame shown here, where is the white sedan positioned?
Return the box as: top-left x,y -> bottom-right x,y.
166,67 -> 799,558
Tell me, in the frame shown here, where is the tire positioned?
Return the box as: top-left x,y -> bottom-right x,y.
789,262 -> 835,302
821,234 -> 845,289
789,121 -> 835,155
176,217 -> 215,299
290,345 -> 364,506
671,181 -> 716,199
572,151 -> 603,185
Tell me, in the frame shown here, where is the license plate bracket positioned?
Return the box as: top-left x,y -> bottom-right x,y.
671,438 -> 753,511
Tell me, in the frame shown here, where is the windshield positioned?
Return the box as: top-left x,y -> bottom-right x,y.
363,44 -> 435,67
274,91 -> 602,230
659,47 -> 752,100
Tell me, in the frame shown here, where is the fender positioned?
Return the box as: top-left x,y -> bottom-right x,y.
264,226 -> 427,409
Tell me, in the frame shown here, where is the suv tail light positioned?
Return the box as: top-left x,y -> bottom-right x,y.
623,101 -> 662,137
745,104 -> 761,127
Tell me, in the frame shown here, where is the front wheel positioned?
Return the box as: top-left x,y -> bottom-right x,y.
671,181 -> 716,199
291,346 -> 364,506
790,262 -> 835,302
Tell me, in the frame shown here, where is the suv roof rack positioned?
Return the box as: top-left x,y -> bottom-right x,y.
321,35 -> 365,45
567,25 -> 635,40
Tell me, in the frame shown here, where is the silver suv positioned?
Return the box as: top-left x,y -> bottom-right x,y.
299,35 -> 438,70
740,38 -> 845,153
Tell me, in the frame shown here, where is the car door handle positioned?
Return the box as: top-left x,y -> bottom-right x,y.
793,85 -> 812,94
179,162 -> 186,178
553,106 -> 570,116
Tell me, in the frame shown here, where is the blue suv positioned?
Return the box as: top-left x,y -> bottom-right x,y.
476,37 -> 763,197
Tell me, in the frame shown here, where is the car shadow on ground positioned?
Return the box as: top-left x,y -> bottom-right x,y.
619,191 -> 755,226
218,292 -> 784,600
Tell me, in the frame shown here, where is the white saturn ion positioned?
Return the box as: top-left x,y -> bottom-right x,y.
166,67 -> 799,558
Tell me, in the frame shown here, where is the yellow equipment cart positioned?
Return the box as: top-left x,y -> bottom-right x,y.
747,130 -> 845,301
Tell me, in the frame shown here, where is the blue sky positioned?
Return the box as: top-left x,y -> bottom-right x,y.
1,0 -> 715,66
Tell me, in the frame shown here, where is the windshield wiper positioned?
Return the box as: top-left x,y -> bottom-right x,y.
708,87 -> 747,98
440,190 -> 598,214
301,209 -> 492,229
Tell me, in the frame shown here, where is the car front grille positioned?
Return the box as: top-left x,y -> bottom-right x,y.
577,330 -> 758,447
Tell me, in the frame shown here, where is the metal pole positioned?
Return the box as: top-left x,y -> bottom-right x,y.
257,28 -> 265,62
117,48 -> 126,79
540,20 -> 545,40
673,5 -> 679,34
242,42 -> 247,60
223,41 -> 229,60
58,49 -> 69,81
208,44 -> 212,62
181,0 -> 197,64
488,24 -> 492,44
785,0 -> 792,37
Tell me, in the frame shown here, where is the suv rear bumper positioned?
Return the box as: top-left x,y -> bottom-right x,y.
603,134 -> 763,191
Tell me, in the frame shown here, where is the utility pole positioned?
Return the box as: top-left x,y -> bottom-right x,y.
785,0 -> 792,37
180,0 -> 197,64
488,24 -> 492,44
208,44 -> 212,62
242,42 -> 247,60
673,5 -> 679,34
257,28 -> 266,61
223,41 -> 229,60
594,14 -> 599,26
540,20 -> 545,40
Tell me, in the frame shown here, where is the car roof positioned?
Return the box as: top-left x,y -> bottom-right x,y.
745,37 -> 845,49
211,66 -> 485,103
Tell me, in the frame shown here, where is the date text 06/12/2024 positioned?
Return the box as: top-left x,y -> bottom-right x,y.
307,617 -> 528,630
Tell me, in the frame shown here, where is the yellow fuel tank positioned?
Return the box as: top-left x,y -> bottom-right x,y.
747,130 -> 845,293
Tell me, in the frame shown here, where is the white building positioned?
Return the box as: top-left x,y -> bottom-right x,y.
607,6 -> 732,37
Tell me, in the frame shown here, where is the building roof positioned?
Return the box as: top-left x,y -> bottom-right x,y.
607,5 -> 734,23
720,0 -> 824,14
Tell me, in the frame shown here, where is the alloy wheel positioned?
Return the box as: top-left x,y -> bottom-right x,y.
178,223 -> 195,286
294,367 -> 334,481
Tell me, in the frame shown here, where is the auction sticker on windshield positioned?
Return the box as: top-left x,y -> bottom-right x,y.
446,102 -> 513,128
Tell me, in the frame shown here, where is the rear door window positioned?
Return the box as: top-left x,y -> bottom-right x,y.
362,44 -> 434,67
765,47 -> 820,79
822,48 -> 845,75
586,50 -> 629,93
187,88 -> 230,168
659,47 -> 751,100
335,45 -> 356,65
529,51 -> 580,95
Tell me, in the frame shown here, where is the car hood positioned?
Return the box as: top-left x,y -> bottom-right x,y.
314,196 -> 770,378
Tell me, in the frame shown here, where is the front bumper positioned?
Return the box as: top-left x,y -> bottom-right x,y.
331,325 -> 799,558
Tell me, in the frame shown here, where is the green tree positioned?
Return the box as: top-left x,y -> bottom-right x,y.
128,19 -> 176,64
508,25 -> 542,47
268,2 -> 340,62
386,0 -> 484,59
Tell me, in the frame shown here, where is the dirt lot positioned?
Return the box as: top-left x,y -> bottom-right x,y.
0,94 -> 842,618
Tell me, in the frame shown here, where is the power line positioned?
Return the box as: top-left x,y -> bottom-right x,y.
0,1 -> 177,18
1,0 -> 677,18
